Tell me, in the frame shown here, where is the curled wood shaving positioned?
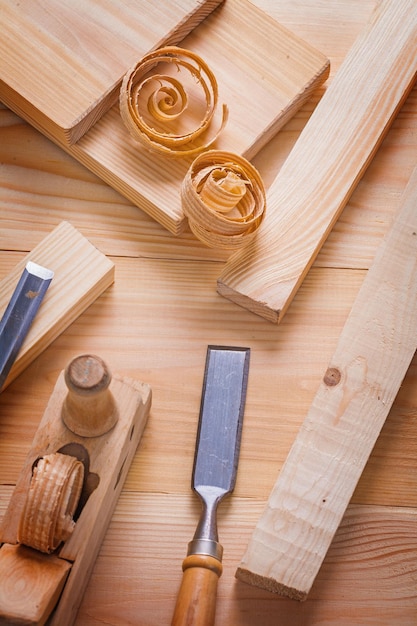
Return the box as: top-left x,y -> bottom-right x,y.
119,46 -> 228,156
181,151 -> 266,249
18,452 -> 84,554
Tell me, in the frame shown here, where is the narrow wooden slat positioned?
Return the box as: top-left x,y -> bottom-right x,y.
235,164 -> 417,600
0,0 -> 222,144
0,222 -> 114,390
218,0 -> 417,323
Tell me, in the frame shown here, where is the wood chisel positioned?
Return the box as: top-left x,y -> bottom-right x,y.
0,261 -> 53,391
172,345 -> 250,626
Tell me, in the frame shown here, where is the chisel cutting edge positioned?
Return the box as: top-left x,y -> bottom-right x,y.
172,345 -> 250,626
0,261 -> 54,391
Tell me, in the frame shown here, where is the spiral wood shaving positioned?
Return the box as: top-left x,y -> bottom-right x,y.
119,46 -> 228,156
181,151 -> 266,249
18,452 -> 84,554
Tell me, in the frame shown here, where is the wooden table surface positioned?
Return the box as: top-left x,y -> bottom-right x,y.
1,1 -> 416,624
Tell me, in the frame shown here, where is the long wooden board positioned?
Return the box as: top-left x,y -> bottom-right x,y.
236,163 -> 417,600
0,221 -> 114,391
0,0 -> 222,145
0,0 -> 330,235
217,0 -> 417,323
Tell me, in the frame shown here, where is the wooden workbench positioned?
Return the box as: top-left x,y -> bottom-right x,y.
0,1 -> 416,624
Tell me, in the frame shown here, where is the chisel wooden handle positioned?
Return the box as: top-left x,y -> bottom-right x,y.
171,553 -> 223,626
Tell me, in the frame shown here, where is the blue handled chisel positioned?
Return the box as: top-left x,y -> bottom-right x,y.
0,261 -> 54,391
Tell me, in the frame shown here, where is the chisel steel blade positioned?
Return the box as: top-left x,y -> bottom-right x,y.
193,345 -> 250,497
190,345 -> 250,549
0,261 -> 54,391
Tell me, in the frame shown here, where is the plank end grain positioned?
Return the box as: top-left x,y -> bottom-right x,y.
236,566 -> 307,602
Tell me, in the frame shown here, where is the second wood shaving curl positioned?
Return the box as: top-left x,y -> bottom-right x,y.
17,452 -> 84,554
182,151 -> 266,249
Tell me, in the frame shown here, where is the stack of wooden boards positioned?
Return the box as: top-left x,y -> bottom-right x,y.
228,0 -> 417,601
0,0 -> 330,233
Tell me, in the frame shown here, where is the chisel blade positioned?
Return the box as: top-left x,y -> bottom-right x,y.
0,261 -> 54,391
192,345 -> 250,498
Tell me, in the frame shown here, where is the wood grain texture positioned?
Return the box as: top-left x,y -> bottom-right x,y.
1,256 -> 416,509
71,495 -> 417,626
33,0 -> 330,235
0,0 -> 223,144
1,1 -> 417,624
236,164 -> 417,600
218,0 -> 417,322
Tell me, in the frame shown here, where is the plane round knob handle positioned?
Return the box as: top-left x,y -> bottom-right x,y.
171,553 -> 223,626
62,354 -> 118,437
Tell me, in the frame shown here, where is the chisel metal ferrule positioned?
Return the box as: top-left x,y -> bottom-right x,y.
187,539 -> 223,561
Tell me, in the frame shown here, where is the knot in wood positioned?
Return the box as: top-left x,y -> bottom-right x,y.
323,367 -> 341,386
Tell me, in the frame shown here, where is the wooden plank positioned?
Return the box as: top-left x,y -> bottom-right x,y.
0,0 -> 222,145
1,0 -> 330,236
217,0 -> 417,323
0,221 -> 114,391
235,164 -> 417,600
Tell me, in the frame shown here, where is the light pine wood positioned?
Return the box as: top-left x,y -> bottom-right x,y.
218,0 -> 417,323
3,0 -> 330,235
0,0 -> 222,145
236,164 -> 417,600
0,359 -> 151,626
0,222 -> 114,391
1,1 -> 417,624
2,256 -> 417,510
71,496 -> 417,626
0,543 -> 71,626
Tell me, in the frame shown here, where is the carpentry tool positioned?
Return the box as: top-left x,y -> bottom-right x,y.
172,345 -> 250,626
0,354 -> 152,626
0,261 -> 53,391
